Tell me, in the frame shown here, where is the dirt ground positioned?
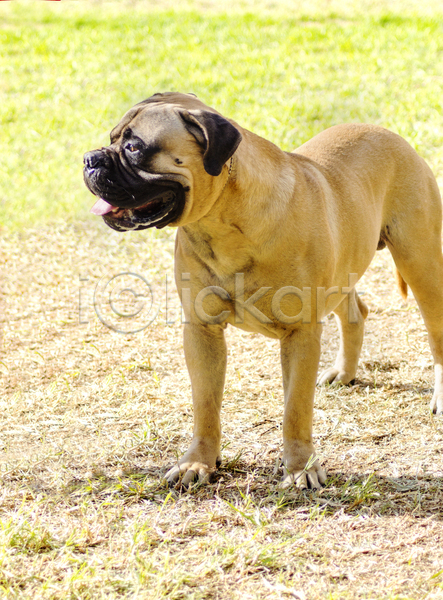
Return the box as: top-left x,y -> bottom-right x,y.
1,221 -> 442,599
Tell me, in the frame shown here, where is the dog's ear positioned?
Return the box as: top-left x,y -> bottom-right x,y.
179,110 -> 242,176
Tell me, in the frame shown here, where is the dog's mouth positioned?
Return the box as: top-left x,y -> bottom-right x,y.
90,186 -> 185,232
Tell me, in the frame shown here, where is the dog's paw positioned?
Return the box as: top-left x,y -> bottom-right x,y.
279,464 -> 327,491
317,367 -> 355,386
165,461 -> 216,488
430,392 -> 443,416
164,444 -> 221,489
278,451 -> 326,491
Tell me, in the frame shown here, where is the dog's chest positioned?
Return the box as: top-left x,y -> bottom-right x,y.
181,225 -> 256,280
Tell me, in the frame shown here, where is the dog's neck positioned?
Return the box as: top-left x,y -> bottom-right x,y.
216,156 -> 234,201
179,130 -> 301,280
217,128 -> 299,234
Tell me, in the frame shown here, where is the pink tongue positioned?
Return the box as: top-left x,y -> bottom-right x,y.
90,198 -> 115,216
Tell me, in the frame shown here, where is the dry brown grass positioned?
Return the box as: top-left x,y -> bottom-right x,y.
1,221 -> 443,599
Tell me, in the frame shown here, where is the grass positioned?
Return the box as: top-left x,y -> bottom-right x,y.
2,0 -> 443,229
1,0 -> 443,598
2,224 -> 443,598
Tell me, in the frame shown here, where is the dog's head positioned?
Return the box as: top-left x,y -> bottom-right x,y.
83,92 -> 242,232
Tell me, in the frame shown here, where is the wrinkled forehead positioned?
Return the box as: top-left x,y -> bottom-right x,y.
132,106 -> 186,141
111,105 -> 185,145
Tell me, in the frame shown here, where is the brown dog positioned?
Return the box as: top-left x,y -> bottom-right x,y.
84,92 -> 443,489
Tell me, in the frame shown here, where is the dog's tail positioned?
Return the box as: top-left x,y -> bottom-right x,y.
395,268 -> 408,300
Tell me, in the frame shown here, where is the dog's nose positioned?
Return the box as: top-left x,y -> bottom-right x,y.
83,150 -> 108,171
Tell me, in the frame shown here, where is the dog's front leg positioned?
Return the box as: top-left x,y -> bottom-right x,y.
279,326 -> 327,490
165,322 -> 226,488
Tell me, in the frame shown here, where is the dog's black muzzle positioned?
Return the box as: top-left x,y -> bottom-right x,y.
83,148 -> 186,231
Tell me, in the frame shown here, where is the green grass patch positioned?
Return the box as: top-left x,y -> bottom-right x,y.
1,1 -> 443,230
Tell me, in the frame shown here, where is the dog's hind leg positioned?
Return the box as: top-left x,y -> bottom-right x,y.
317,289 -> 368,386
390,246 -> 443,416
386,170 -> 443,415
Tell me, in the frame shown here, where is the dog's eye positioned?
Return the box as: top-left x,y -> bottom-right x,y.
126,144 -> 139,154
